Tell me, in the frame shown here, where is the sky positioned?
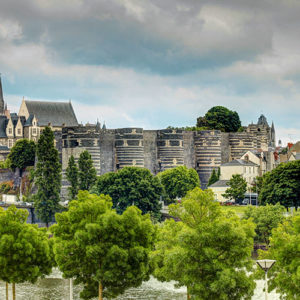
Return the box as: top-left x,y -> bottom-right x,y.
0,0 -> 300,145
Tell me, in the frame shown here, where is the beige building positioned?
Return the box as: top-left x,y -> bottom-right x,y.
220,159 -> 259,185
209,180 -> 229,202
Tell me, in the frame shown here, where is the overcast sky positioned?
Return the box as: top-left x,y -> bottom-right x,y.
1,0 -> 300,145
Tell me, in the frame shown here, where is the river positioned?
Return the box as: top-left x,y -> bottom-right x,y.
0,270 -> 280,300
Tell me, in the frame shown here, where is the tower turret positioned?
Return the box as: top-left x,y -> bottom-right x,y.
0,75 -> 5,115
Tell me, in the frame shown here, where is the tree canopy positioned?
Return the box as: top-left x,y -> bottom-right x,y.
196,106 -> 241,132
0,206 -> 53,288
52,191 -> 155,300
258,215 -> 300,298
8,139 -> 36,173
222,174 -> 247,203
34,126 -> 61,226
158,166 -> 200,203
151,187 -> 256,299
242,203 -> 285,246
78,150 -> 97,191
259,160 -> 300,208
66,155 -> 79,199
207,168 -> 219,186
91,167 -> 162,216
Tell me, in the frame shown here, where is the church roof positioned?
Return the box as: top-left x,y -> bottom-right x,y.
24,100 -> 78,127
257,114 -> 269,126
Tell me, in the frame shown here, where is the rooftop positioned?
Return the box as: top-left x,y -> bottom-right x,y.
209,180 -> 229,188
222,159 -> 259,167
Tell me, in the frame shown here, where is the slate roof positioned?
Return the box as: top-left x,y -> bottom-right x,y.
222,159 -> 259,167
209,180 -> 229,188
0,116 -> 7,138
24,100 -> 78,127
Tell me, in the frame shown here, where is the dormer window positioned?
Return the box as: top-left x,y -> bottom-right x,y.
33,121 -> 36,126
33,128 -> 37,135
8,128 -> 12,135
17,129 -> 21,135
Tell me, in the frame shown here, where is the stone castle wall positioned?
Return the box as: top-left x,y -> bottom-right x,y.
61,122 -> 273,196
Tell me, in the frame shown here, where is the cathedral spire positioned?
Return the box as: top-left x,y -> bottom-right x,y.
0,74 -> 4,115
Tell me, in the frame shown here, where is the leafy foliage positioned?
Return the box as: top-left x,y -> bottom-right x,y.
0,206 -> 53,284
152,187 -> 256,299
258,215 -> 300,298
52,191 -> 156,299
259,160 -> 300,208
222,174 -> 247,203
91,167 -> 162,216
242,203 -> 285,245
207,168 -> 219,186
34,127 -> 61,226
78,150 -> 97,191
196,106 -> 241,132
252,176 -> 263,194
8,139 -> 36,173
158,166 -> 200,202
66,155 -> 79,199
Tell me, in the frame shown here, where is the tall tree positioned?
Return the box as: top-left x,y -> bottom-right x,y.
259,160 -> 300,208
242,203 -> 285,246
34,126 -> 61,227
52,191 -> 155,300
222,174 -> 247,203
66,155 -> 79,199
78,150 -> 97,191
152,187 -> 256,299
0,206 -> 53,300
158,166 -> 200,203
197,106 -> 241,132
91,167 -> 163,217
257,215 -> 300,298
8,139 -> 36,175
207,168 -> 218,186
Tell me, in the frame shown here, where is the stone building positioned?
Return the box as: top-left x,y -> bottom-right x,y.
0,76 -> 78,156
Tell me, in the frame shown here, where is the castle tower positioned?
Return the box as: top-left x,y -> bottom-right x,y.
0,75 -> 5,115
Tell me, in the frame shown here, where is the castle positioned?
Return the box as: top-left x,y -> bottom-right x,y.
0,76 -> 277,191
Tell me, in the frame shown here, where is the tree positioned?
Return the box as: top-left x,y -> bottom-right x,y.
242,203 -> 285,246
0,206 -> 53,300
196,106 -> 241,132
259,160 -> 300,209
8,139 -> 36,175
151,187 -> 256,299
34,126 -> 61,227
91,166 -> 163,216
252,175 -> 263,195
207,168 -> 218,186
78,150 -> 97,191
222,174 -> 247,203
66,155 -> 79,199
52,191 -> 155,300
158,166 -> 200,203
257,215 -> 300,298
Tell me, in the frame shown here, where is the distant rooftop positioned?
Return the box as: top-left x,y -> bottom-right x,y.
209,180 -> 229,188
222,159 -> 259,167
24,100 -> 78,127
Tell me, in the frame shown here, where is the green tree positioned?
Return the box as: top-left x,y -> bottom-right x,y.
8,139 -> 36,175
78,150 -> 97,191
66,155 -> 79,199
197,106 -> 241,132
242,203 -> 285,246
259,160 -> 300,208
217,167 -> 221,179
34,126 -> 61,227
207,168 -> 218,186
257,215 -> 300,298
52,191 -> 155,300
222,174 -> 247,203
252,175 -> 263,195
91,166 -> 163,216
0,206 -> 53,300
158,166 -> 200,202
152,187 -> 256,299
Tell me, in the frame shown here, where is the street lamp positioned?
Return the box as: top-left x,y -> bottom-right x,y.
256,259 -> 276,300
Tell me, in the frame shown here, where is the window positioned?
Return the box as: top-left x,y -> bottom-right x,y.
8,140 -> 13,148
17,129 -> 21,135
32,128 -> 37,135
8,128 -> 12,135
